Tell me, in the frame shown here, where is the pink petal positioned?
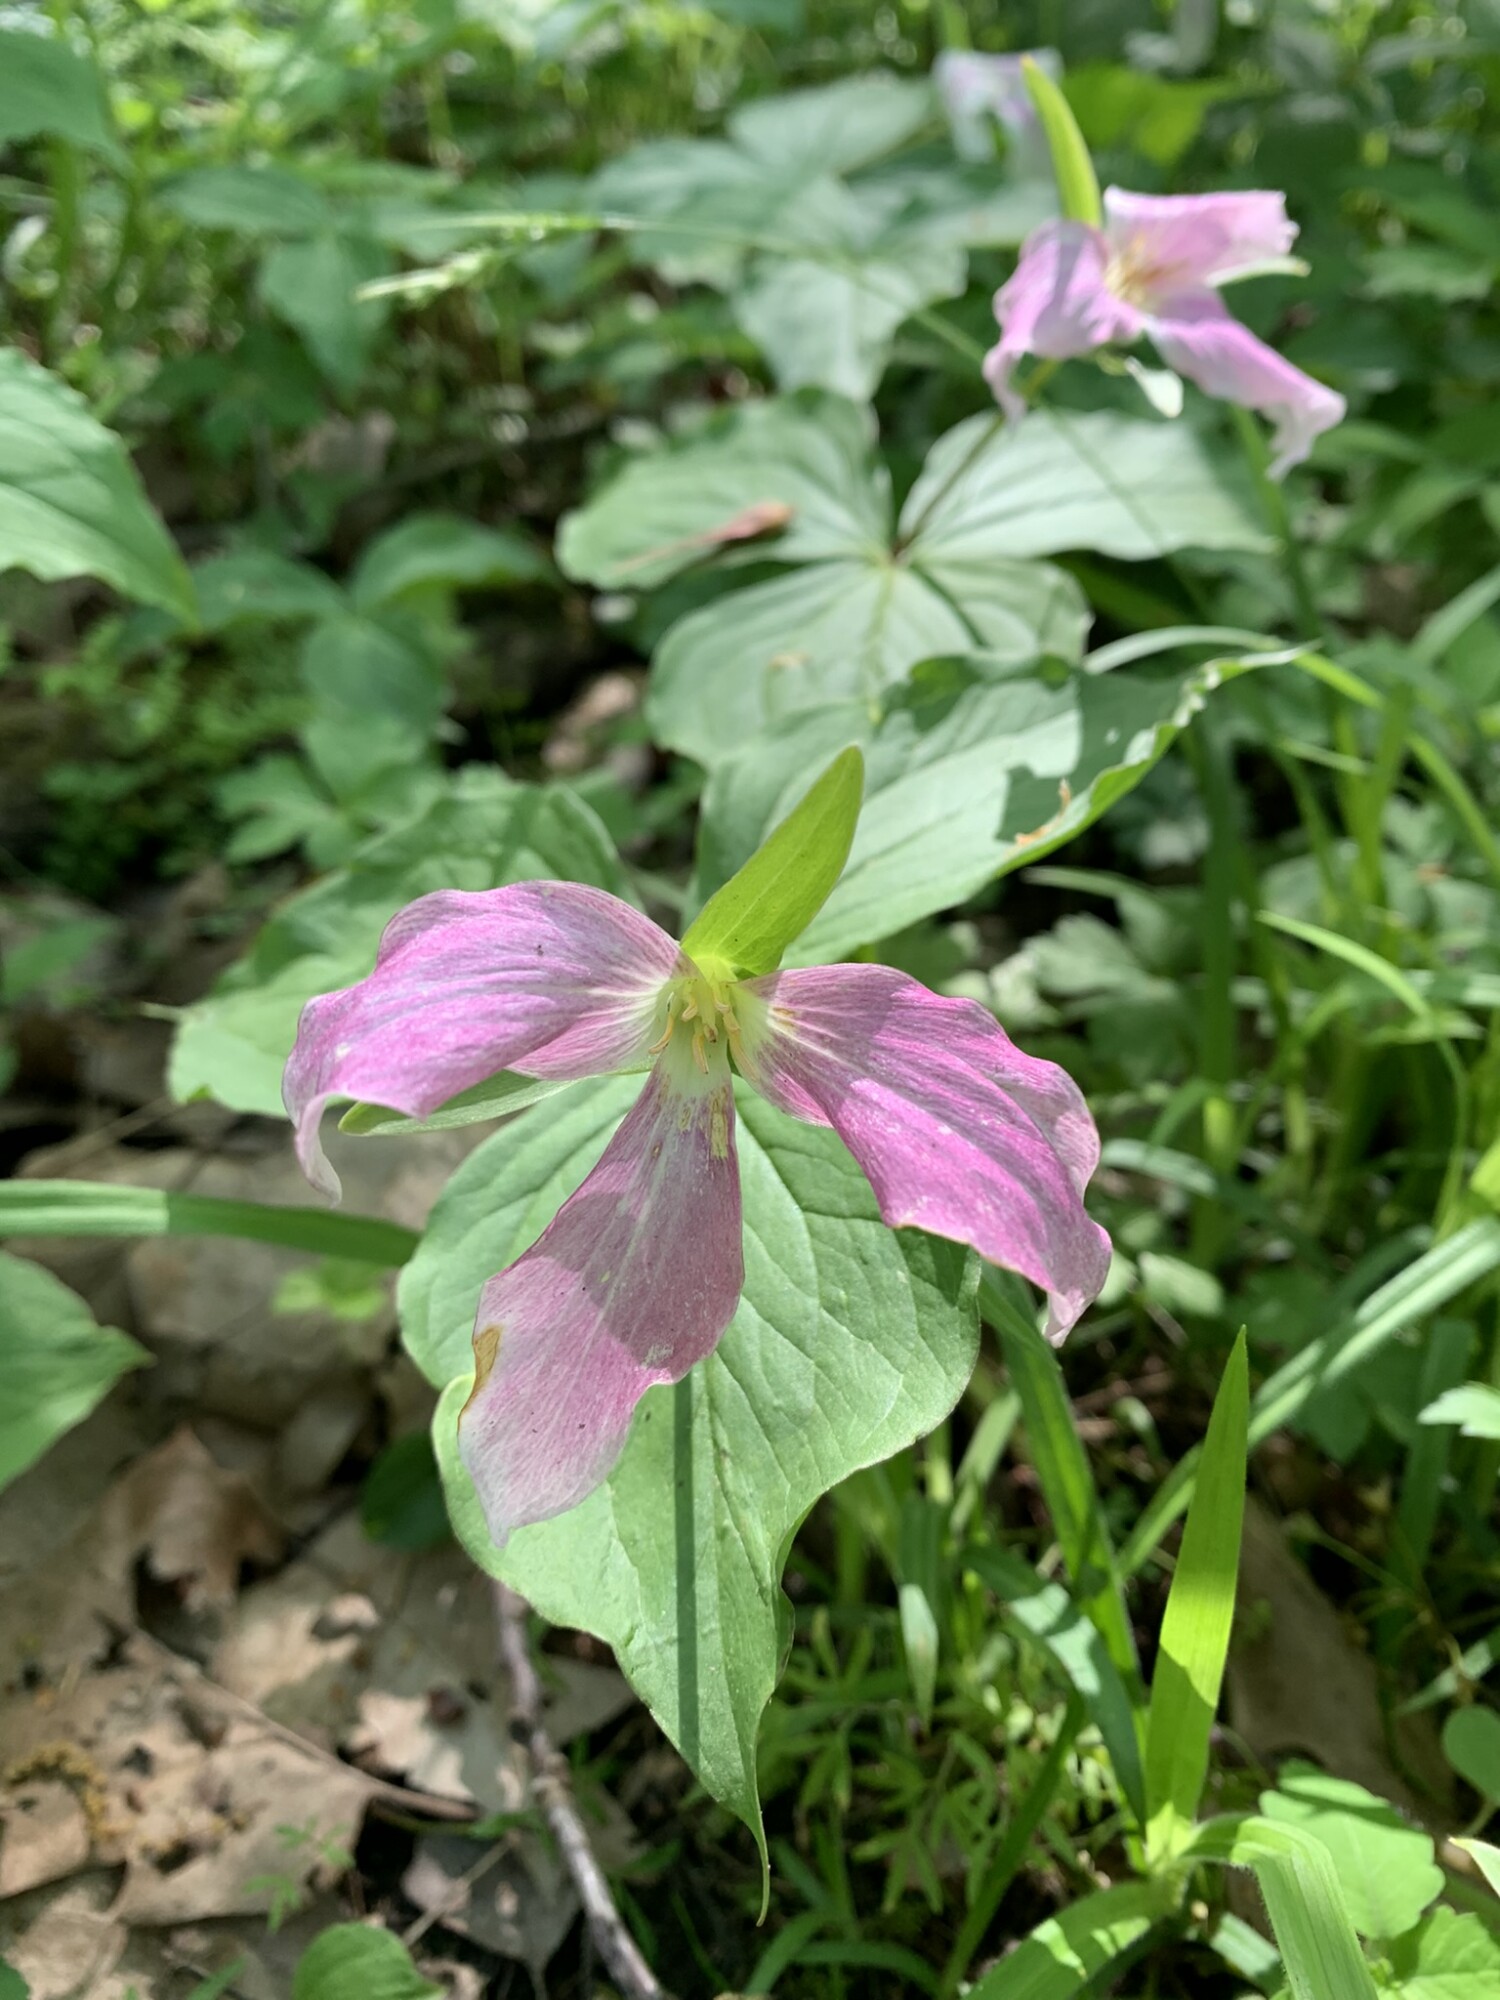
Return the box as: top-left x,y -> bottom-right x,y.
457,1045 -> 743,1545
737,966 -> 1110,1340
1103,188 -> 1298,292
1144,290 -> 1345,476
984,220 -> 1142,416
284,883 -> 681,1196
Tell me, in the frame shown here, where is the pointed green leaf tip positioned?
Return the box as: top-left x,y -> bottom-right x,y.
683,746 -> 864,977
1022,56 -> 1102,228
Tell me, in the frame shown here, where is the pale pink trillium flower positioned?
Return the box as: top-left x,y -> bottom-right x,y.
933,47 -> 1062,164
984,188 -> 1347,476
284,882 -> 1111,1546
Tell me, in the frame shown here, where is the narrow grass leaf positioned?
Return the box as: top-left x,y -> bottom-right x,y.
1144,1330 -> 1249,1852
0,1180 -> 419,1266
966,1879 -> 1172,1998
1189,1816 -> 1379,2000
985,1274 -> 1144,1698
968,1547 -> 1146,1827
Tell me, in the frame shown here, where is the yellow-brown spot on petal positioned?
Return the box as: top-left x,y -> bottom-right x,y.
462,1321 -> 504,1417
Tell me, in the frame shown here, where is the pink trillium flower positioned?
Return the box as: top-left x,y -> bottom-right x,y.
984,188 -> 1346,476
285,883 -> 1110,1546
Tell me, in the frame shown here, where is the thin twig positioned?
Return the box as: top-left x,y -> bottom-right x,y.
492,1582 -> 667,2000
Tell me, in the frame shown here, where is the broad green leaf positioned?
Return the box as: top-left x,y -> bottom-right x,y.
648,559 -> 1082,767
966,1546 -> 1146,1828
1144,1330 -> 1248,1854
682,746 -> 863,975
562,395 -> 1261,767
291,1923 -> 441,2000
192,550 -> 346,631
1420,1382 -> 1500,1438
340,1070 -> 577,1137
259,233 -> 391,389
409,1081 -> 979,1863
361,1434 -> 450,1552
557,393 -> 885,589
162,164 -> 333,236
1258,1764 -> 1443,1941
696,653 -> 1247,961
170,774 -> 623,1116
0,29 -> 122,163
731,227 -> 966,401
1454,1836 -> 1500,1899
966,1880 -> 1173,1998
896,408 -> 1269,565
1385,1909 -> 1500,1998
0,1959 -> 26,2000
0,1252 -> 148,1494
1189,1815 -> 1379,2000
300,613 -> 444,734
0,350 -> 194,622
727,72 -> 935,178
1023,56 -> 1101,225
1063,64 -> 1249,169
1443,1706 -> 1500,1800
350,513 -> 549,610
0,1182 -> 417,1268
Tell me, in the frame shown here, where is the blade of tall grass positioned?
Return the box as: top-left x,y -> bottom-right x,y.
0,1179 -> 419,1265
1143,1332 -> 1249,1858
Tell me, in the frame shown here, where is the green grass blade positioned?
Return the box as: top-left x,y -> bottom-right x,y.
1143,1331 -> 1249,1855
339,1068 -> 574,1135
965,1880 -> 1173,1999
1189,1816 -> 1380,2000
967,1548 -> 1146,1828
985,1275 -> 1144,1702
0,1180 -> 419,1266
1119,1220 -> 1500,1574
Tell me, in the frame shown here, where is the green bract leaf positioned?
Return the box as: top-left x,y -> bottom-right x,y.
1144,1330 -> 1248,1855
0,351 -> 194,622
696,653 -> 1251,961
562,394 -> 1265,767
170,775 -> 624,1117
681,746 -> 863,975
291,1923 -> 441,2000
0,1252 -> 148,1494
1258,1764 -> 1443,1941
404,1080 -> 979,1866
0,29 -> 122,162
1024,55 -> 1102,225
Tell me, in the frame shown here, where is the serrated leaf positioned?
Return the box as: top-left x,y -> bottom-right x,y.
0,351 -> 194,622
682,746 -> 863,974
1144,1330 -> 1248,1853
170,776 -> 624,1116
407,1081 -> 979,1863
0,1252 -> 148,1494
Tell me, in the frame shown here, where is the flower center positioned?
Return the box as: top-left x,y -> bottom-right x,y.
650,959 -> 742,1077
1104,235 -> 1186,308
